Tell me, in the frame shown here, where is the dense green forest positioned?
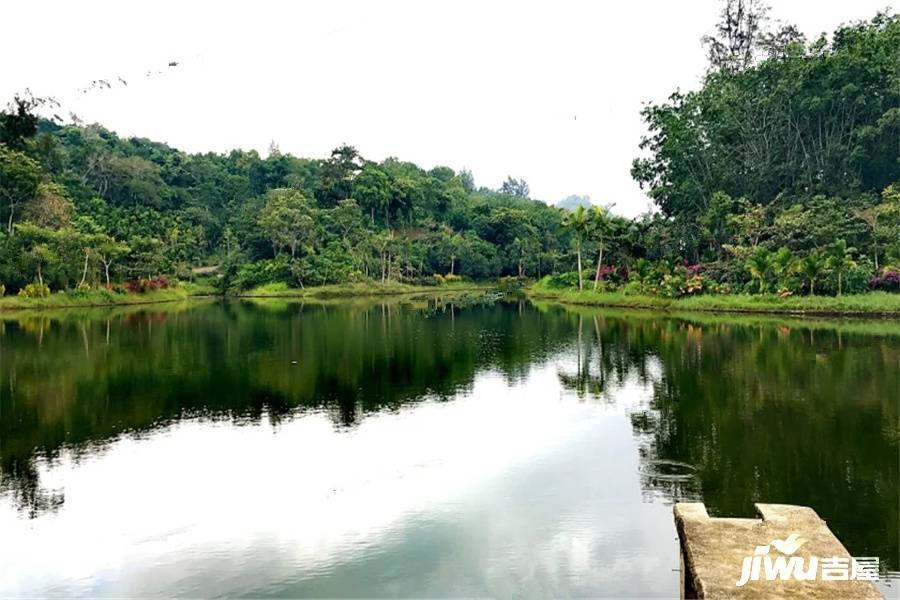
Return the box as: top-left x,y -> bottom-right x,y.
0,6 -> 897,299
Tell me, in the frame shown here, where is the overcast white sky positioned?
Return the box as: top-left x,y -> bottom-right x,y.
2,0 -> 890,216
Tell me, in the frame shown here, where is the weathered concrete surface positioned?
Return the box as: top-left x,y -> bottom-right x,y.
674,502 -> 882,599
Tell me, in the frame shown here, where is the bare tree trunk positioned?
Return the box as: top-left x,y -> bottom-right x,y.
593,245 -> 604,292
576,244 -> 583,291
80,251 -> 90,286
104,261 -> 111,287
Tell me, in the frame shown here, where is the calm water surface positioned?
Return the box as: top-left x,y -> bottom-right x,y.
0,297 -> 897,597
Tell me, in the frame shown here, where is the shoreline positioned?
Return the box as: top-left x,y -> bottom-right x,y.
231,281 -> 494,299
3,281 -> 898,318
527,288 -> 900,318
0,282 -> 496,312
0,287 -> 203,312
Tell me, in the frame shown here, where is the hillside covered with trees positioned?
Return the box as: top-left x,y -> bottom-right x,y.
0,5 -> 897,301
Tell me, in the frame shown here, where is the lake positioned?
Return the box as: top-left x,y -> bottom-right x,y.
0,296 -> 897,597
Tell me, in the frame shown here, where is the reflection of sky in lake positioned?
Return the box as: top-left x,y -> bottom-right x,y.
0,355 -> 680,597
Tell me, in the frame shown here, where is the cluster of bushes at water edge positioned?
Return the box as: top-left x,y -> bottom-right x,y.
538,237 -> 900,299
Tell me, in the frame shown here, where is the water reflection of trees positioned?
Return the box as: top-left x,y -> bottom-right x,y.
557,314 -> 657,400
552,307 -> 899,569
0,299 -> 574,517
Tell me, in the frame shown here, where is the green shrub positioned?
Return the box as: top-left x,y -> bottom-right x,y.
621,281 -> 642,295
235,256 -> 294,290
822,260 -> 874,296
659,273 -> 685,298
18,282 -> 51,298
707,281 -> 733,295
248,281 -> 290,295
66,282 -> 93,296
433,273 -> 465,285
542,272 -> 580,289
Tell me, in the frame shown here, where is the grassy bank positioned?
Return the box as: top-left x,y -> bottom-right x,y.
529,299 -> 900,337
0,282 -> 213,311
236,280 -> 494,299
0,280 -> 498,311
528,281 -> 900,316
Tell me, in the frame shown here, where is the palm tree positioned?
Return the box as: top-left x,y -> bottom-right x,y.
772,246 -> 794,289
855,207 -> 880,270
745,248 -> 774,293
826,239 -> 857,296
562,205 -> 590,290
795,250 -> 825,296
631,258 -> 653,294
589,205 -> 613,291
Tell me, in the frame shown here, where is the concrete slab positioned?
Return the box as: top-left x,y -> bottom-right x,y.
674,502 -> 882,599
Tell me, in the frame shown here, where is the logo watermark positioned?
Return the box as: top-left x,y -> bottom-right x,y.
735,533 -> 879,587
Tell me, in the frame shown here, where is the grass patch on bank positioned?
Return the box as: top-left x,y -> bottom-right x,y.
0,281 -> 212,311
238,280 -> 493,299
529,279 -> 900,316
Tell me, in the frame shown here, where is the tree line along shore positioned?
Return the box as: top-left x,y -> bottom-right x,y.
0,8 -> 896,314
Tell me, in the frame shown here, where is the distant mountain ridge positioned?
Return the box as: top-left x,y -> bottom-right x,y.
556,195 -> 593,211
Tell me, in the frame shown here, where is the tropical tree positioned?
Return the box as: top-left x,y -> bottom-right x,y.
772,246 -> 794,290
562,205 -> 590,290
0,145 -> 41,235
0,95 -> 39,150
500,176 -> 529,198
16,223 -> 59,286
318,145 -> 362,207
354,164 -> 392,226
701,0 -> 770,73
589,205 -> 613,291
745,247 -> 774,293
699,191 -> 735,258
22,182 -> 74,229
96,236 -> 131,287
631,258 -> 653,294
826,239 -> 857,296
795,250 -> 825,296
258,188 -> 315,258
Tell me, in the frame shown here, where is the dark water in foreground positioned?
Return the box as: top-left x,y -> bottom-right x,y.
0,298 -> 897,597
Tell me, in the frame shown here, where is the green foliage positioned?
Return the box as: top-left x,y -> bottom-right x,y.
0,144 -> 41,234
433,273 -> 463,285
0,10 -> 894,302
630,258 -> 653,294
258,188 -> 315,258
540,272 -> 582,290
18,282 -> 51,298
634,13 -> 899,217
795,250 -> 826,296
235,256 -> 294,291
825,239 -> 858,296
745,248 -> 774,293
